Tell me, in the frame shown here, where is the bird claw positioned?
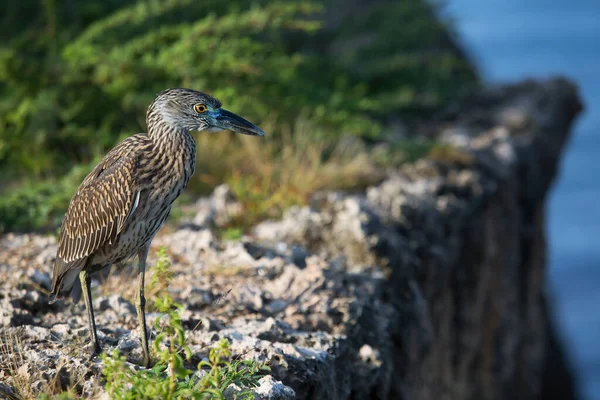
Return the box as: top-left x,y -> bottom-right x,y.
142,356 -> 152,369
89,344 -> 102,361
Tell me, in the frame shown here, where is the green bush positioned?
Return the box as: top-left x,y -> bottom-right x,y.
0,0 -> 477,232
0,0 -> 476,178
103,338 -> 268,399
0,164 -> 91,232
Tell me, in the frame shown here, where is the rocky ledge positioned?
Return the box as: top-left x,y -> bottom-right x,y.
0,78 -> 582,399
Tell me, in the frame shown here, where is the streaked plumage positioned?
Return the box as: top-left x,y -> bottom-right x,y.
49,88 -> 265,367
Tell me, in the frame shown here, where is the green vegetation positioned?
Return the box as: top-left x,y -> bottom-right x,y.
39,392 -> 80,400
0,164 -> 90,233
221,227 -> 244,241
102,247 -> 269,399
0,0 -> 478,232
103,338 -> 268,399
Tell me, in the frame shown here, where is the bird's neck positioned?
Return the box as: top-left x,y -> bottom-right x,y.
147,121 -> 196,167
145,102 -> 193,150
146,120 -> 197,188
147,119 -> 192,147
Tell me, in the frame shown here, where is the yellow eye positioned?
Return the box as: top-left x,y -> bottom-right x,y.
194,104 -> 207,113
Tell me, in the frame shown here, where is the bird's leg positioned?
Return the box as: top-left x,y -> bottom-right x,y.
80,270 -> 102,359
136,244 -> 151,368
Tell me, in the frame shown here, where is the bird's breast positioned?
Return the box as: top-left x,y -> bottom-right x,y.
141,137 -> 195,222
92,141 -> 195,265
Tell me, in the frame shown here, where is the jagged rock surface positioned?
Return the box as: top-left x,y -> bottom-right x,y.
0,78 -> 582,399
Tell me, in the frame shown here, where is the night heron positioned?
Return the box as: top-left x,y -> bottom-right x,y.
48,89 -> 265,367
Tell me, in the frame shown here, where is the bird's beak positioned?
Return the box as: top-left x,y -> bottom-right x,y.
213,109 -> 266,137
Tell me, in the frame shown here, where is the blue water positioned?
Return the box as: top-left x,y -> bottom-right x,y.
445,1 -> 600,399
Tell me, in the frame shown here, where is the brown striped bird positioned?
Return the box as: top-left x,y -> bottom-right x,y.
49,89 -> 265,367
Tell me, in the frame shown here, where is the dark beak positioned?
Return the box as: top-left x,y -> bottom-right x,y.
215,109 -> 266,137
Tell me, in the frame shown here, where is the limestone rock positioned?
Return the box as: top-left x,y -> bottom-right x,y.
0,78 -> 581,399
255,375 -> 296,400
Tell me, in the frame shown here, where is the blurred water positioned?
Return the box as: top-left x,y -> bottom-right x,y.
445,1 -> 600,399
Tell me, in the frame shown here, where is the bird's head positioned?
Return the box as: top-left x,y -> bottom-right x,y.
148,88 -> 265,137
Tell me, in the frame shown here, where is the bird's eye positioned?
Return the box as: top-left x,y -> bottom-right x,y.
194,104 -> 207,113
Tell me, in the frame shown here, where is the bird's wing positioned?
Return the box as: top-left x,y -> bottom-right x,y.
51,136 -> 148,298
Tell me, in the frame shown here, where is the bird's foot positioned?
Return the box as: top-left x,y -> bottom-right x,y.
141,353 -> 152,369
89,343 -> 103,361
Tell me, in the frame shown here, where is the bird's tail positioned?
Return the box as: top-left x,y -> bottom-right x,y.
49,258 -> 85,304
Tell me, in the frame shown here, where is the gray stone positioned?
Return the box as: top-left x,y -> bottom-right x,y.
233,284 -> 263,311
0,382 -> 18,400
117,332 -> 140,353
264,299 -> 287,316
28,270 -> 52,291
181,287 -> 214,309
190,184 -> 244,228
254,375 -> 296,400
97,295 -> 135,315
224,383 -> 247,400
290,245 -> 308,269
154,226 -> 215,264
50,323 -> 70,338
23,326 -> 53,341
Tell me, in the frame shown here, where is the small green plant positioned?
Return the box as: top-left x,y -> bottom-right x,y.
38,391 -> 78,400
221,227 -> 244,241
101,247 -> 269,399
147,246 -> 175,304
194,339 -> 269,397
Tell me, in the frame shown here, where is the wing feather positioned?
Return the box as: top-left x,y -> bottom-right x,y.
58,157 -> 138,263
50,135 -> 150,300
